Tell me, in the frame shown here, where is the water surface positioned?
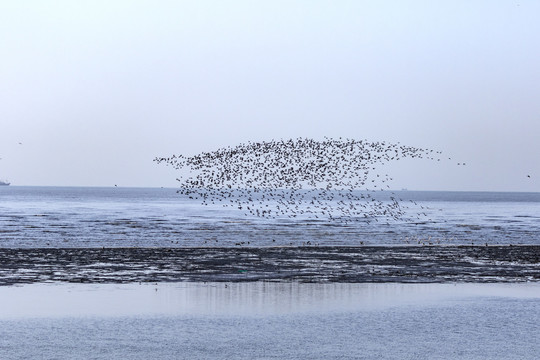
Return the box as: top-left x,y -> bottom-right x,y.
1,186 -> 539,247
0,282 -> 538,359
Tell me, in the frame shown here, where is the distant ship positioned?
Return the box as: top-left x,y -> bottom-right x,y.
0,180 -> 10,186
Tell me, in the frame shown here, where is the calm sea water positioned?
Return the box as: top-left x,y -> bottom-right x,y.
1,282 -> 539,360
1,186 -> 539,248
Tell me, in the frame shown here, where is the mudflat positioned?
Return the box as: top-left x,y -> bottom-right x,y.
0,245 -> 538,285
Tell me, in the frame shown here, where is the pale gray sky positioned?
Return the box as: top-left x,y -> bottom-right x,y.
1,1 -> 538,191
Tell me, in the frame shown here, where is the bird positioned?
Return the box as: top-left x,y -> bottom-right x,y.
155,137 -> 450,225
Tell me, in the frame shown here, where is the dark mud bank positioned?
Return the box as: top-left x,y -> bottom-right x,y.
0,245 -> 539,285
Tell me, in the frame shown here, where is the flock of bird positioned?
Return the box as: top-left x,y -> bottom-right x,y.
155,137 -> 446,223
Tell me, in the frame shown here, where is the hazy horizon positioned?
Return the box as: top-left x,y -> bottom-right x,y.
2,184 -> 540,194
1,1 -> 539,192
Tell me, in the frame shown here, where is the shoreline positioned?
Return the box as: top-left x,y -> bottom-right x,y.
0,245 -> 538,285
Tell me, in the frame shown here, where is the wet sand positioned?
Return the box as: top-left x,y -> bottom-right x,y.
0,245 -> 538,285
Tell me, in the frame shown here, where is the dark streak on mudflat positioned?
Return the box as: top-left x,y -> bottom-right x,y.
0,246 -> 539,285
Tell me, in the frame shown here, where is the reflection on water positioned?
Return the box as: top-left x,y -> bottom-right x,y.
1,282 -> 539,318
1,282 -> 539,360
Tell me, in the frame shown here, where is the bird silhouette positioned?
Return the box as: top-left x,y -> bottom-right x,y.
155,137 -> 452,223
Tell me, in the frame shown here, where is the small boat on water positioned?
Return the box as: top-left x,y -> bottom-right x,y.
0,180 -> 10,186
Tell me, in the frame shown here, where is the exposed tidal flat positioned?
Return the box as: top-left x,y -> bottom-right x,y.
0,245 -> 539,285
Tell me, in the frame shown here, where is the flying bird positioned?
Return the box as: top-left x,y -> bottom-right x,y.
155,137 -> 452,223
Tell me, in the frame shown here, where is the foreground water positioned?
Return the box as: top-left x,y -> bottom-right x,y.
1,186 -> 539,247
0,282 -> 539,359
